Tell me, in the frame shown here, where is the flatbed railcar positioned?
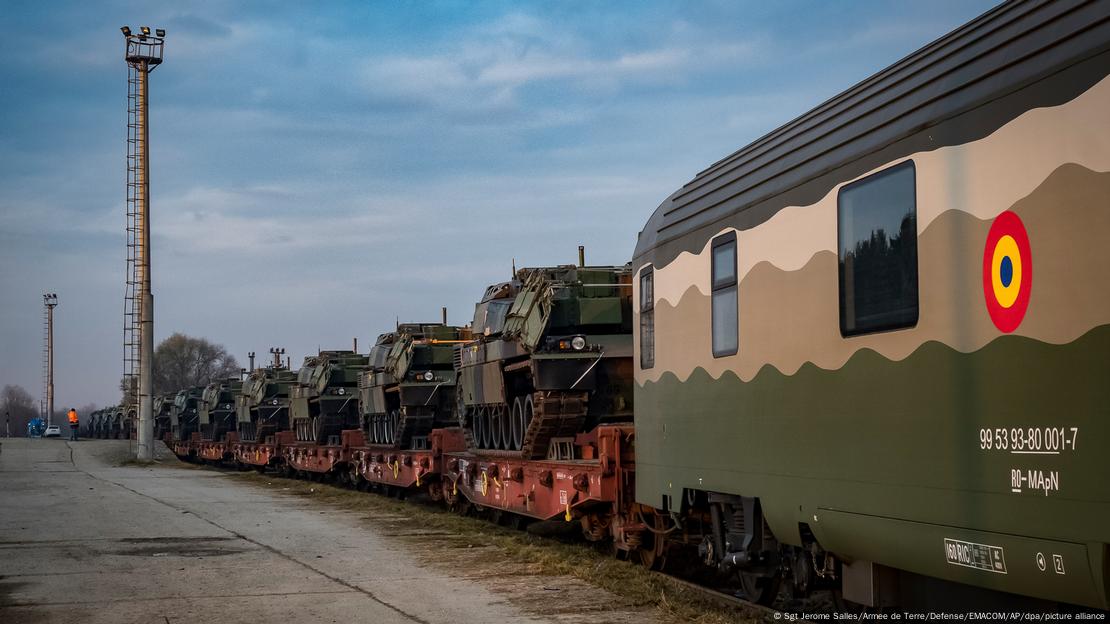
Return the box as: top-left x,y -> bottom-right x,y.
152,0 -> 1109,612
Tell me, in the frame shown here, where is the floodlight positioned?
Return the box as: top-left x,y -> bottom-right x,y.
155,29 -> 165,37
121,26 -> 131,36
140,26 -> 151,35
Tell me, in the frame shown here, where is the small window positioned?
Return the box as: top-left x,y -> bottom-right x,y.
711,233 -> 738,357
838,161 -> 918,336
639,267 -> 654,369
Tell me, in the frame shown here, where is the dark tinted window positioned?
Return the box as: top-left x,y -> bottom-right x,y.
837,161 -> 918,336
639,267 -> 654,369
473,300 -> 512,336
711,233 -> 738,357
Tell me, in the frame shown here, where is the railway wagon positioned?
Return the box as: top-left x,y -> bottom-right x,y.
632,0 -> 1110,609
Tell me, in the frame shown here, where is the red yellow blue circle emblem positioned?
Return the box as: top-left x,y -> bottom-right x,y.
982,211 -> 1032,333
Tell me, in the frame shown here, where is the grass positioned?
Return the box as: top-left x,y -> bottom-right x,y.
226,469 -> 769,624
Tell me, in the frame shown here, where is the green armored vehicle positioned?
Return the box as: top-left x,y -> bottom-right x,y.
457,261 -> 634,458
153,395 -> 174,441
87,408 -> 106,438
198,378 -> 243,441
289,351 -> 370,444
361,323 -> 472,449
236,365 -> 298,443
103,405 -> 127,439
169,387 -> 204,442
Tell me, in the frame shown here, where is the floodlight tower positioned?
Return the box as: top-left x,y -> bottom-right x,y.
121,25 -> 165,461
42,293 -> 58,426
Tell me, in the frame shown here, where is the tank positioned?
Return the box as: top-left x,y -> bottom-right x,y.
169,387 -> 203,442
235,365 -> 298,443
84,409 -> 98,438
121,404 -> 136,439
289,351 -> 370,444
105,405 -> 125,439
360,323 -> 472,449
456,262 -> 634,459
198,378 -> 243,442
153,395 -> 174,441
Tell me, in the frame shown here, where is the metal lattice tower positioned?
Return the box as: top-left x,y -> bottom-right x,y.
121,25 -> 164,460
42,294 -> 58,426
41,300 -> 50,419
122,56 -> 144,406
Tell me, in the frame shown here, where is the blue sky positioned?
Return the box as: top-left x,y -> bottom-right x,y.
0,1 -> 996,409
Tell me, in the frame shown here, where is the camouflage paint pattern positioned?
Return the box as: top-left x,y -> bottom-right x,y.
632,72 -> 1110,607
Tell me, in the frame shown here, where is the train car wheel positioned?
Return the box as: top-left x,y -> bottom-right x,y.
739,572 -> 782,607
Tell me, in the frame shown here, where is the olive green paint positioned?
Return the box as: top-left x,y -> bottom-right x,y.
635,326 -> 1110,607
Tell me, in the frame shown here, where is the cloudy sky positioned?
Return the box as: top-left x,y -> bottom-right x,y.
0,0 -> 995,409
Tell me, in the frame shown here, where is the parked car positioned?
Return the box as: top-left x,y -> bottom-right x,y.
43,425 -> 61,438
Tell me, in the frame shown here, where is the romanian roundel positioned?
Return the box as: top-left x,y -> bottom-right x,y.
982,211 -> 1032,333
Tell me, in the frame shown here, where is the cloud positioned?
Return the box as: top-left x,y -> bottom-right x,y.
356,12 -> 763,117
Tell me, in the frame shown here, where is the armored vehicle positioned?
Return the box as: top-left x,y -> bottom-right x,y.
120,404 -> 136,439
102,405 -> 125,439
236,365 -> 298,443
198,378 -> 243,441
457,262 -> 633,459
86,409 -> 103,438
289,351 -> 370,444
169,387 -> 203,442
361,323 -> 471,449
153,395 -> 174,440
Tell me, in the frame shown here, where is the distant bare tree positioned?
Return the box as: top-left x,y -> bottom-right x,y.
2,384 -> 37,437
119,333 -> 240,401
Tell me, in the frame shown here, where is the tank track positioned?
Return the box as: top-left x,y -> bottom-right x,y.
366,406 -> 437,449
521,391 -> 588,460
394,405 -> 435,449
463,390 -> 589,460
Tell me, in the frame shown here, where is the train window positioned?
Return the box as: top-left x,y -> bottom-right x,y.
711,232 -> 738,357
639,267 -> 654,369
837,160 -> 918,336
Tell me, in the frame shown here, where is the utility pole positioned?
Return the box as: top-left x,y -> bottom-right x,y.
43,294 -> 58,427
270,347 -> 286,368
121,26 -> 165,461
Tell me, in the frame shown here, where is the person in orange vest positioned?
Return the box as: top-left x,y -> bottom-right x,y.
67,408 -> 79,441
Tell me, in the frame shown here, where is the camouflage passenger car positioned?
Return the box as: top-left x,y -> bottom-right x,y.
236,365 -> 298,443
631,0 -> 1110,608
198,378 -> 243,442
360,323 -> 471,449
457,263 -> 633,459
289,351 -> 369,444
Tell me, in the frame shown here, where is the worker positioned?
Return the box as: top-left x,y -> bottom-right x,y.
67,407 -> 79,441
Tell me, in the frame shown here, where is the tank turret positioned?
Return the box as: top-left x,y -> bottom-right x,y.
457,261 -> 634,459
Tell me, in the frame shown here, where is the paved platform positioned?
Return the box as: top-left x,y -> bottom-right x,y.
0,438 -> 556,624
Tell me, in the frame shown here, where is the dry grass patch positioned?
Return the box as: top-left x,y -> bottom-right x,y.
228,470 -> 768,624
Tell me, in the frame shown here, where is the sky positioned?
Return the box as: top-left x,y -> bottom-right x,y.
0,0 -> 997,409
